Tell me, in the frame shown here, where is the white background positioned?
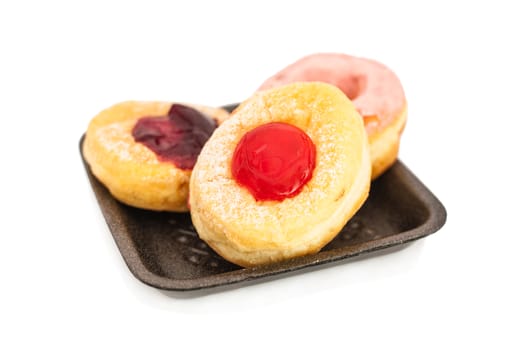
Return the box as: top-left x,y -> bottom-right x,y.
1,1 -> 525,349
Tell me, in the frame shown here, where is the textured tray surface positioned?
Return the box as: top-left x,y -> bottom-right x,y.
80,112 -> 446,291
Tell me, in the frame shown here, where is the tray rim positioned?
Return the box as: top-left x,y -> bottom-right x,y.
80,133 -> 447,291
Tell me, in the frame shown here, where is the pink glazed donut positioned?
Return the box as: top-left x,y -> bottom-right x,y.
258,53 -> 407,179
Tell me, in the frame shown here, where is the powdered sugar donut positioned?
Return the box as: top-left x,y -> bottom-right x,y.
82,101 -> 230,212
190,82 -> 370,267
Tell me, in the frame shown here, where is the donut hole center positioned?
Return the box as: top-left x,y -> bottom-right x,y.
231,122 -> 316,202
338,74 -> 367,100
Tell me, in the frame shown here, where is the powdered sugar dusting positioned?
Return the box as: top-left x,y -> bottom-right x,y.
95,120 -> 160,165
192,82 -> 367,248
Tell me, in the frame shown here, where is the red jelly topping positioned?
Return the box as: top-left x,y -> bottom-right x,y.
231,122 -> 316,201
132,104 -> 217,170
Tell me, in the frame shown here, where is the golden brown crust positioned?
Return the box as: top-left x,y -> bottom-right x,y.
82,101 -> 230,212
190,82 -> 371,266
369,104 -> 407,179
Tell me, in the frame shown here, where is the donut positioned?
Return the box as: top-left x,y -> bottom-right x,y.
258,53 -> 407,179
82,101 -> 230,212
189,82 -> 371,267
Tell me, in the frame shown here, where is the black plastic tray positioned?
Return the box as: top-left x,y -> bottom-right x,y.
80,109 -> 446,291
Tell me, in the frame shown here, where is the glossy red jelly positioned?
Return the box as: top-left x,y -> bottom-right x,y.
132,104 -> 217,170
231,122 -> 316,201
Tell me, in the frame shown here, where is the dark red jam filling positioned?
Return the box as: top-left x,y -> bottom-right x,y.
132,104 -> 217,170
231,122 -> 316,201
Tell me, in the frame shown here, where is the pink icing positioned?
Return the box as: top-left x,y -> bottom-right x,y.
257,53 -> 406,135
